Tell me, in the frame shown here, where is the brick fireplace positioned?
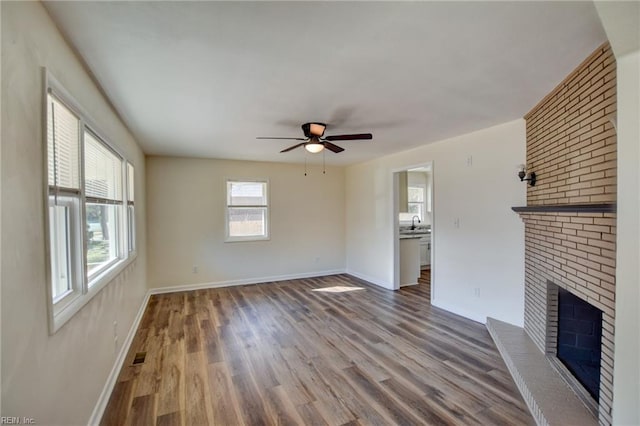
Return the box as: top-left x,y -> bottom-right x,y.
512,42 -> 617,425
517,210 -> 616,424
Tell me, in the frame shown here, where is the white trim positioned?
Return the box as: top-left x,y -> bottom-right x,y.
431,298 -> 487,324
149,269 -> 347,295
51,255 -> 137,334
224,178 -> 270,243
345,269 -> 393,290
87,291 -> 150,426
392,162 -> 434,293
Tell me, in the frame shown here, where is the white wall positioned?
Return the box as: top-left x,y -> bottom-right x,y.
595,2 -> 640,423
146,157 -> 345,288
612,48 -> 640,426
1,2 -> 147,424
346,120 -> 526,326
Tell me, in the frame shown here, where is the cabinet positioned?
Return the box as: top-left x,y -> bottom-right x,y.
398,171 -> 408,212
399,237 -> 420,286
420,235 -> 431,267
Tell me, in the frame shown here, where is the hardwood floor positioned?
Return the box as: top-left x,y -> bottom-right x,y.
102,274 -> 533,425
418,267 -> 431,295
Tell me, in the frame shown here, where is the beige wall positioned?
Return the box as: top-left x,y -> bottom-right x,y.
594,2 -> 640,423
1,2 -> 147,424
146,157 -> 345,288
345,119 -> 527,326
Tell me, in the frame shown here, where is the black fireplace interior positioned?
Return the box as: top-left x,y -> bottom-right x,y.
557,287 -> 602,401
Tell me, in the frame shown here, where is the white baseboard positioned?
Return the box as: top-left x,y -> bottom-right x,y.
87,292 -> 150,426
346,269 -> 393,289
431,298 -> 487,324
148,269 -> 347,295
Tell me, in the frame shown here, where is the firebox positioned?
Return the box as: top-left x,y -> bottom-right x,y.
556,287 -> 603,402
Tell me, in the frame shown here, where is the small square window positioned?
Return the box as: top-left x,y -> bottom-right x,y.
226,180 -> 269,241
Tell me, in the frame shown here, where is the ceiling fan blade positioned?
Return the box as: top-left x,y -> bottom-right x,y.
323,142 -> 345,153
324,133 -> 373,141
280,142 -> 306,153
257,137 -> 306,140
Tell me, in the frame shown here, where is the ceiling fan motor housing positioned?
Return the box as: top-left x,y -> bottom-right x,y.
302,122 -> 326,138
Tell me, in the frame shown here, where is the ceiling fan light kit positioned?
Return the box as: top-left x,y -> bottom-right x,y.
257,122 -> 373,155
305,142 -> 325,153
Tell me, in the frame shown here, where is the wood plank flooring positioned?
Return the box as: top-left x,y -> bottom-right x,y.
418,267 -> 431,295
101,274 -> 533,425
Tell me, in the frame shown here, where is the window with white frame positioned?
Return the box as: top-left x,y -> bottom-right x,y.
47,95 -> 82,311
226,180 -> 269,241
84,130 -> 123,282
407,185 -> 425,221
45,73 -> 136,333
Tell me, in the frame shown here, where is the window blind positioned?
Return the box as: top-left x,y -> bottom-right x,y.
84,131 -> 122,202
47,95 -> 80,191
227,181 -> 267,206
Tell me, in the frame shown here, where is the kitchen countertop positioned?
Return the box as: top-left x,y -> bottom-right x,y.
399,234 -> 424,239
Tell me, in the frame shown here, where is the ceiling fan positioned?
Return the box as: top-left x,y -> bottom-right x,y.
257,122 -> 373,154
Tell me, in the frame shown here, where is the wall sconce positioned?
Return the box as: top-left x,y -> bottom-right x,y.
517,164 -> 536,186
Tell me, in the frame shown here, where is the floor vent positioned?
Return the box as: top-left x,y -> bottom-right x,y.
132,352 -> 147,365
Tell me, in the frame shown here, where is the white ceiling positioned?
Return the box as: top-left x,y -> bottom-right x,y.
43,1 -> 606,166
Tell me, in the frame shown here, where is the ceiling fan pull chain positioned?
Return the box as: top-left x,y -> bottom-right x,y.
304,152 -> 307,176
323,149 -> 326,174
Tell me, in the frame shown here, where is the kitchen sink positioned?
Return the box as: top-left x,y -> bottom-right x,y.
399,229 -> 430,236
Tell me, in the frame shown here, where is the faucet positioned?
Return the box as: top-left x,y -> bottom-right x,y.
411,215 -> 421,230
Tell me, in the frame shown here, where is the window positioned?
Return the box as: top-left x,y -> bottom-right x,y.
226,180 -> 269,241
47,95 -> 83,314
85,130 -> 124,282
408,185 -> 425,220
44,72 -> 136,333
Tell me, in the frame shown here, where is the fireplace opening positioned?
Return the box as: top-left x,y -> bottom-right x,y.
556,287 -> 602,402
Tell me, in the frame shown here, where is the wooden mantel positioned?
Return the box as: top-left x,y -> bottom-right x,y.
511,203 -> 617,214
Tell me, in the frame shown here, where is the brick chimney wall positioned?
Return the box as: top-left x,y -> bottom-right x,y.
525,44 -> 616,206
520,43 -> 617,426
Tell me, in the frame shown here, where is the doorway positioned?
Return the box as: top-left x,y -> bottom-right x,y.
393,162 -> 434,301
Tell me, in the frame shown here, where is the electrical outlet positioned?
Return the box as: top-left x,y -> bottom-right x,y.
454,218 -> 460,229
474,288 -> 481,297
315,257 -> 320,263
467,155 -> 473,166
192,265 -> 198,274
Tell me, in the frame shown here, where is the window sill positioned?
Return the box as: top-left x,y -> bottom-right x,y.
224,236 -> 270,243
49,253 -> 137,334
